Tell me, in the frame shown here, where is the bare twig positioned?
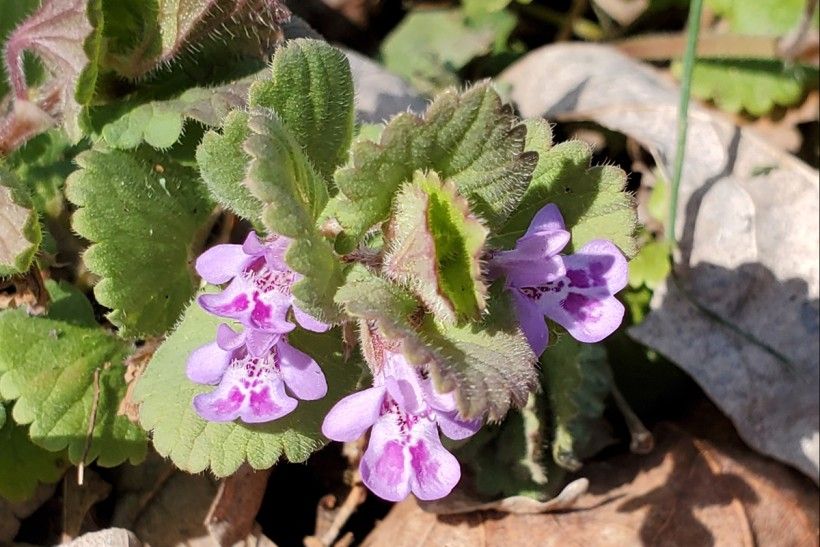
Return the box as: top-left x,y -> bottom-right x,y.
612,384 -> 654,454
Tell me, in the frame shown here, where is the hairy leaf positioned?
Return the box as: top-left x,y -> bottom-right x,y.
134,299 -> 358,477
0,0 -> 40,100
196,111 -> 262,221
0,311 -> 147,467
336,266 -> 537,421
249,38 -> 355,180
0,414 -> 67,502
0,167 -> 42,276
327,82 -> 536,250
3,0 -> 104,138
456,394 -> 551,500
3,129 -> 84,218
384,170 -> 488,323
244,110 -> 343,321
94,82 -> 250,150
543,336 -> 613,471
497,119 -> 637,257
66,148 -> 213,337
101,0 -> 290,79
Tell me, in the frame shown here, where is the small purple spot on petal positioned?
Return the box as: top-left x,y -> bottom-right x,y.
562,292 -> 602,322
249,386 -> 278,417
409,440 -> 440,481
375,441 -> 407,487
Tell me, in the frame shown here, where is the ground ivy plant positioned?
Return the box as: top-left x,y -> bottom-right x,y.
0,0 -> 635,504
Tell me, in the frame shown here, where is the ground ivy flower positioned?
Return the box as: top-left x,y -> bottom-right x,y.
491,203 -> 627,355
322,333 -> 480,502
195,231 -> 329,335
187,323 -> 327,423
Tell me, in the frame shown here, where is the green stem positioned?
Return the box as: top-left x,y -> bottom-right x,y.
668,0 -> 704,245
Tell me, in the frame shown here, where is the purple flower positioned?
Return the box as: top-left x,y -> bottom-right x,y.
322,337 -> 481,502
491,204 -> 627,355
187,323 -> 327,423
195,231 -> 329,334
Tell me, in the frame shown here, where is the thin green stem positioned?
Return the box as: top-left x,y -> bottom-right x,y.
668,0 -> 704,245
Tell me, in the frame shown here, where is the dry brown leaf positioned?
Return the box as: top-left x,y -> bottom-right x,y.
500,43 -> 819,482
62,469 -> 112,541
205,465 -> 272,547
363,423 -> 819,547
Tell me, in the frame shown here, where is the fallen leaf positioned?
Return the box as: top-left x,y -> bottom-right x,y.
62,469 -> 112,541
63,528 -> 142,547
363,422 -> 819,546
500,42 -> 820,482
205,465 -> 272,547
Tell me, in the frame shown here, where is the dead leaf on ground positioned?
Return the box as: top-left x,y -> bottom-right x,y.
500,43 -> 820,482
62,469 -> 112,541
205,465 -> 272,547
363,422 -> 819,547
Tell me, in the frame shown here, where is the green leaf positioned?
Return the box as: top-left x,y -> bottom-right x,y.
543,336 -> 613,471
497,119 -> 637,257
0,167 -> 42,276
134,299 -> 359,477
628,240 -> 672,290
45,279 -> 97,327
0,414 -> 67,502
2,129 -> 85,218
100,0 -> 289,80
249,39 -> 355,180
336,266 -> 538,421
680,59 -> 818,117
380,8 -> 516,95
706,0 -> 818,35
327,82 -> 537,250
383,170 -> 489,323
456,394 -> 552,500
243,109 -> 344,321
0,311 -> 147,467
66,148 -> 213,337
91,79 -> 254,150
196,111 -> 263,222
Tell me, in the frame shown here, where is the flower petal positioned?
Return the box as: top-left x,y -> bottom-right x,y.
242,231 -> 266,256
293,304 -> 331,332
199,278 -> 254,320
248,290 -> 296,333
502,253 -> 566,288
512,291 -> 549,356
542,292 -> 625,343
383,353 -> 425,414
278,339 -> 327,400
435,410 -> 482,441
186,340 -> 232,385
215,323 -> 246,351
561,240 -> 628,296
192,361 -> 297,423
360,412 -> 413,502
322,386 -> 385,442
408,420 -> 462,501
195,244 -> 248,284
525,203 -> 566,237
244,329 -> 279,358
